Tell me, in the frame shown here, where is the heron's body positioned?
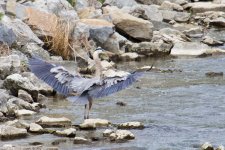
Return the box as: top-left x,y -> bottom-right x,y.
29,49 -> 142,119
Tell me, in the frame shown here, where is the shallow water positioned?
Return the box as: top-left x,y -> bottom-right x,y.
2,55 -> 225,150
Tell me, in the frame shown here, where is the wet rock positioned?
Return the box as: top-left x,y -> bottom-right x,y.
15,109 -> 37,117
118,122 -> 144,129
31,103 -> 45,111
209,17 -> 225,28
3,73 -> 38,100
79,19 -> 114,46
104,0 -> 137,8
116,101 -> 127,106
79,119 -> 111,130
160,1 -> 183,11
188,2 -> 225,14
103,129 -> 114,137
5,119 -> 29,129
0,23 -> 16,46
55,128 -> 76,137
109,130 -> 135,141
216,145 -> 225,150
201,142 -> 213,150
202,36 -> 223,46
0,125 -> 27,139
18,90 -> 33,103
36,116 -> 72,127
205,72 -> 223,77
51,139 -> 67,146
2,17 -> 43,46
103,69 -> 130,78
74,137 -> 90,144
170,42 -> 211,56
29,123 -> 44,133
183,27 -> 203,38
103,6 -> 153,41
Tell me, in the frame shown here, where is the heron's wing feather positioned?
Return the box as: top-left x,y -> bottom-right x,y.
88,72 -> 142,98
29,57 -> 82,96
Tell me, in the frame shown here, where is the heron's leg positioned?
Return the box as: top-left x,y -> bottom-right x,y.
87,97 -> 93,119
84,104 -> 87,119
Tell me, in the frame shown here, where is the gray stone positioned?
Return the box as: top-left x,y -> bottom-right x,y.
109,130 -> 135,141
5,119 -> 29,129
202,36 -> 223,46
79,118 -> 110,130
15,109 -> 36,117
55,128 -> 76,137
29,123 -> 44,133
201,142 -> 213,150
18,90 -> 33,103
21,43 -> 50,60
0,89 -> 10,114
160,10 -> 190,22
104,0 -> 137,8
103,6 -> 154,41
36,116 -> 72,127
174,12 -> 190,22
188,2 -> 225,14
74,137 -> 90,144
0,125 -> 27,139
117,121 -> 144,129
103,129 -> 114,137
2,17 -> 43,46
3,73 -> 38,100
183,27 -> 203,38
0,23 -> 16,46
160,1 -> 183,11
209,17 -> 225,28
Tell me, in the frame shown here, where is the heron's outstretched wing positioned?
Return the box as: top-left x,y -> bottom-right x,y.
28,57 -> 86,96
88,72 -> 142,98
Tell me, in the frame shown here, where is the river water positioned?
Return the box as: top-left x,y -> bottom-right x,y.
1,55 -> 225,150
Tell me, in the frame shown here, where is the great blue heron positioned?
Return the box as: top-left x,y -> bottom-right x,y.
29,48 -> 143,119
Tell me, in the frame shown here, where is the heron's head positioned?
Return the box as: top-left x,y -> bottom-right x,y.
93,47 -> 104,60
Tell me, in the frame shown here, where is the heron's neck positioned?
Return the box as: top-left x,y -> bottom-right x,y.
93,53 -> 102,78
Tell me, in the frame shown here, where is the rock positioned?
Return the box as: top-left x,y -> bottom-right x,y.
79,19 -> 115,45
0,125 -> 27,139
77,7 -> 102,19
29,123 -> 44,133
79,118 -> 110,130
201,142 -> 213,150
170,42 -> 225,56
117,122 -> 144,129
205,72 -> 223,77
7,97 -> 35,112
188,2 -> 225,14
18,90 -> 33,103
6,0 -> 16,15
103,69 -> 130,78
116,101 -> 127,106
160,10 -> 190,22
36,116 -> 72,127
174,12 -> 190,22
21,43 -> 50,60
101,60 -> 115,70
109,130 -> 135,141
0,23 -> 16,46
2,17 -> 43,46
15,109 -> 36,117
159,28 -> 190,43
74,137 -> 90,144
3,73 -> 38,100
0,55 -> 21,80
183,27 -> 203,38
120,52 -> 140,61
5,119 -> 29,129
104,0 -> 137,8
202,36 -> 223,46
160,1 -> 183,11
0,89 -> 10,114
209,17 -> 225,28
37,94 -> 48,102
55,128 -> 76,137
216,145 -> 225,150
126,41 -> 172,56
103,6 -> 153,41
103,129 -> 114,137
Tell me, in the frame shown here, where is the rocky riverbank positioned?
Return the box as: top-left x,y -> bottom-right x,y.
0,0 -> 225,149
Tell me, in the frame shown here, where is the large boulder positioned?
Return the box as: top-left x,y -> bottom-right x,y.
0,125 -> 27,139
103,6 -> 154,41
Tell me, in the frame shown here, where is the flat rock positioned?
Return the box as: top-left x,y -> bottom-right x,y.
55,128 -> 76,137
103,6 -> 153,41
36,116 -> 72,127
0,125 -> 27,139
5,119 -> 29,129
209,17 -> 225,28
29,123 -> 44,133
79,118 -> 110,130
121,52 -> 140,61
15,109 -> 36,117
202,36 -> 223,46
74,137 -> 90,144
188,2 -> 225,14
117,121 -> 144,129
109,130 -> 135,141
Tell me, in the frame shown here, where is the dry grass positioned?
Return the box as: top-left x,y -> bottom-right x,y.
0,43 -> 11,56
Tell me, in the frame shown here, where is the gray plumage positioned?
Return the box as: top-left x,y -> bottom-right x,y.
29,49 -> 142,119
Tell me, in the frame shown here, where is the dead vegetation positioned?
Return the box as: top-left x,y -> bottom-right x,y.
0,43 -> 11,56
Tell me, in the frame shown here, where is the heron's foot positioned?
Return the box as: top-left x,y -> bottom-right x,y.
84,115 -> 90,120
